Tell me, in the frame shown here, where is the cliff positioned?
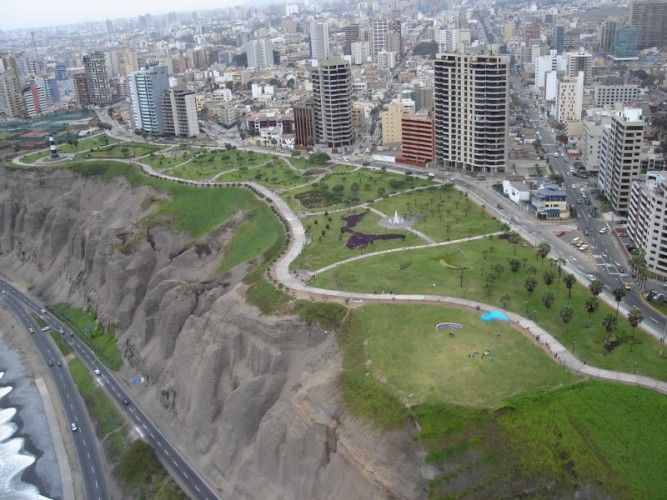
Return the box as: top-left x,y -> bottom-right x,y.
0,167 -> 427,499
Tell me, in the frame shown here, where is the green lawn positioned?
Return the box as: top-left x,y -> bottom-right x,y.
284,169 -> 432,211
69,358 -> 128,460
50,332 -> 73,355
211,159 -> 314,188
291,209 -> 423,271
314,236 -> 667,382
346,303 -> 577,407
79,142 -> 163,159
141,150 -> 191,170
48,303 -> 123,370
373,185 -> 503,241
20,134 -> 119,164
166,148 -> 271,179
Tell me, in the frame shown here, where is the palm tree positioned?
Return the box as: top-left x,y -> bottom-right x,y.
627,308 -> 644,350
559,306 -> 574,333
559,273 -> 575,300
509,258 -> 521,281
509,232 -> 520,254
602,313 -> 617,336
542,291 -> 555,316
556,257 -> 567,277
536,241 -> 551,267
524,276 -> 537,297
612,286 -> 627,317
589,279 -> 603,297
543,270 -> 555,287
500,294 -> 511,309
585,296 -> 599,327
500,223 -> 511,235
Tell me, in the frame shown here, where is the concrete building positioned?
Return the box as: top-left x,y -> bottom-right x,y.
128,65 -> 170,135
534,50 -> 565,89
219,100 -> 237,128
555,72 -> 584,124
311,57 -> 353,149
0,55 -> 26,117
294,103 -> 314,148
413,84 -> 434,112
600,18 -> 620,51
629,0 -> 667,48
309,22 -> 330,62
598,108 -> 645,215
544,70 -> 559,101
628,172 -> 667,279
83,51 -> 112,105
593,85 -> 640,107
376,50 -> 397,70
611,26 -> 640,59
502,179 -> 531,204
343,24 -> 360,56
164,88 -> 198,137
582,121 -> 605,173
381,100 -> 404,145
246,39 -> 274,69
22,83 -> 46,117
566,48 -> 593,86
525,22 -> 541,44
351,41 -> 370,65
434,53 -> 510,173
371,18 -> 388,56
552,25 -> 565,54
72,72 -> 90,107
397,113 -> 435,167
532,184 -> 569,219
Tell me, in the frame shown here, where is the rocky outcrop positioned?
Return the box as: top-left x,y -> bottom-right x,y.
0,168 -> 427,499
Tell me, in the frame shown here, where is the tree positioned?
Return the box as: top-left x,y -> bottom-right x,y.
612,286 -> 627,317
559,306 -> 574,332
556,257 -> 567,277
536,241 -> 551,267
500,294 -> 511,309
589,279 -> 603,297
585,296 -> 599,327
500,223 -> 511,234
563,273 -> 577,300
524,276 -> 537,297
542,291 -> 555,315
508,258 -> 521,281
543,270 -> 555,287
508,232 -> 520,254
602,313 -> 617,336
627,308 -> 644,349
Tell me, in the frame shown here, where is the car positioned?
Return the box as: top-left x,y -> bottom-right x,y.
555,230 -> 566,237
579,245 -> 589,251
28,328 -> 34,334
58,328 -> 64,334
40,308 -> 46,314
1,290 -> 7,295
571,237 -> 580,244
56,361 -> 62,367
41,326 -> 50,332
94,368 -> 100,376
70,422 -> 78,432
624,282 -> 633,290
47,360 -> 53,367
584,229 -> 590,236
586,274 -> 596,281
496,203 -> 504,209
122,398 -> 130,405
598,228 -> 608,234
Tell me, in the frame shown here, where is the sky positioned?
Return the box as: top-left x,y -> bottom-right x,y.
1,0 -> 242,31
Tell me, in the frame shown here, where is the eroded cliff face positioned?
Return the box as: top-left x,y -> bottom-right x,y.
0,168 -> 427,499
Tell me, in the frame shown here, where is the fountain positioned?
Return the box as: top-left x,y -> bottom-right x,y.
378,210 -> 415,229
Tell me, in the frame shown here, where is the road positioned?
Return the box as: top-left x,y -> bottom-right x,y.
0,288 -> 109,500
0,277 -> 219,500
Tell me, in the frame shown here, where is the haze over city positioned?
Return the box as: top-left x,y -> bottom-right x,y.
1,0 -> 667,499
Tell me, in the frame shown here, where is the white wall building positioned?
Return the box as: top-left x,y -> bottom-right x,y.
503,179 -> 531,204
565,48 -> 593,86
310,22 -> 330,62
593,85 -> 640,107
351,41 -> 370,65
555,72 -> 584,123
534,50 -> 565,88
246,39 -> 274,69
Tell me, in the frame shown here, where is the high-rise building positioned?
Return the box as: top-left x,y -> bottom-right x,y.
628,172 -> 667,279
343,24 -> 360,56
600,18 -> 620,51
397,113 -> 435,167
83,51 -> 112,105
552,25 -> 565,54
246,39 -> 274,69
611,26 -> 640,59
582,120 -> 605,173
598,108 -> 645,215
555,72 -> 584,123
22,83 -> 46,117
534,50 -> 566,88
434,53 -> 510,173
388,20 -> 403,58
525,22 -> 541,45
164,88 -> 199,137
293,102 -> 315,147
372,18 -> 389,56
594,85 -> 640,107
72,72 -> 90,107
565,48 -> 593,86
309,22 -> 330,61
413,84 -> 434,112
128,65 -> 170,135
381,100 -> 404,145
219,101 -> 237,128
0,55 -> 26,117
629,0 -> 667,48
351,41 -> 369,65
310,57 -> 353,148
55,63 -> 66,81
43,76 -> 59,103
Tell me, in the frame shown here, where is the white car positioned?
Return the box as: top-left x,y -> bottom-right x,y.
579,245 -> 589,251
586,274 -> 596,281
70,422 -> 78,432
94,368 -> 101,376
598,228 -> 608,234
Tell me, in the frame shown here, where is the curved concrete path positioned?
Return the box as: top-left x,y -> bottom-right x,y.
11,146 -> 667,397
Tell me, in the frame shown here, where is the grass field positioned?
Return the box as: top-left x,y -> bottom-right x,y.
80,142 -> 163,159
345,304 -> 577,407
167,148 -> 273,180
212,159 -> 313,188
20,134 -> 119,164
291,209 -> 423,271
49,303 -> 123,370
372,185 -> 503,241
141,150 -> 191,170
50,332 -> 73,355
285,169 -> 432,211
69,358 -> 128,460
315,236 -> 667,381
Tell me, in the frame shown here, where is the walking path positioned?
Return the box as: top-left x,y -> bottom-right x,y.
11,146 -> 667,397
367,206 -> 436,244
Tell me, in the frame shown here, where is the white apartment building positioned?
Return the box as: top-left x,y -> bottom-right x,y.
377,50 -> 397,69
534,50 -> 565,88
598,108 -> 645,215
593,85 -> 640,107
555,72 -> 583,123
628,172 -> 667,280
565,48 -> 593,86
582,120 -> 605,173
309,22 -> 330,61
544,70 -> 559,101
434,53 -> 510,173
350,41 -> 370,65
165,88 -> 199,137
246,39 -> 274,69
371,18 -> 388,56
128,65 -> 170,135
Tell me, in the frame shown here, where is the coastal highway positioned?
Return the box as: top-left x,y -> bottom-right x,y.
0,276 -> 219,500
0,289 -> 109,500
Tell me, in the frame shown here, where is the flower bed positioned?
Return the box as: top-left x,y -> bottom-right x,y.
346,232 -> 405,249
341,211 -> 368,232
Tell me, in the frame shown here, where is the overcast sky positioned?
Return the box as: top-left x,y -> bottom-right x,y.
1,0 -> 242,31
